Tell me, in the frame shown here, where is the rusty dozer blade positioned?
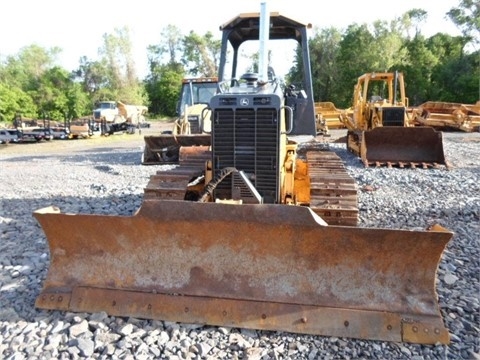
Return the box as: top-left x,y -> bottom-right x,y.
34,201 -> 452,344
361,127 -> 447,168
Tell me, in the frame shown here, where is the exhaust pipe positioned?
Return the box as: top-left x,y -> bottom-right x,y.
258,2 -> 270,83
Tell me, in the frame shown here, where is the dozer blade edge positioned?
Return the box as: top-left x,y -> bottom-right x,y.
361,127 -> 447,168
34,200 -> 452,344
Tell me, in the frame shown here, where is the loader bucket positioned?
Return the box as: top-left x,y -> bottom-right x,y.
34,201 -> 452,344
142,134 -> 211,164
361,127 -> 447,168
142,134 -> 180,164
175,134 -> 211,147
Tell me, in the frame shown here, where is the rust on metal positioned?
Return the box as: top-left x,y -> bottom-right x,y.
142,134 -> 211,164
144,166 -> 204,200
143,134 -> 211,151
36,286 -> 449,343
175,134 -> 211,147
34,201 -> 452,344
306,151 -> 358,226
178,145 -> 211,167
361,127 -> 447,168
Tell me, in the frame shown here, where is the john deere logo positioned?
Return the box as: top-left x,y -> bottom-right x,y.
240,98 -> 249,106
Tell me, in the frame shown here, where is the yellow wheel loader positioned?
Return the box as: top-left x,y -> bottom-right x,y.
341,72 -> 447,168
142,77 -> 218,165
34,7 -> 452,345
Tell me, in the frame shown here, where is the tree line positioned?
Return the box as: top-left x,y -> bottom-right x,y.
0,1 -> 478,123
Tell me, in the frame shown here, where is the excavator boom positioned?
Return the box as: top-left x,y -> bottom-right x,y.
35,202 -> 451,344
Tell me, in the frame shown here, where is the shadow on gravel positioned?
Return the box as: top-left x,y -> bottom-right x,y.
1,148 -> 143,166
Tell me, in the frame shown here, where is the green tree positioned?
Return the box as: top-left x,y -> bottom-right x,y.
307,27 -> 342,101
147,25 -> 184,67
399,9 -> 428,39
0,45 -> 87,120
333,24 -> 378,107
182,31 -> 220,76
397,34 -> 439,105
424,33 -> 479,102
434,51 -> 479,103
97,27 -> 148,105
64,82 -> 91,120
0,45 -> 61,91
27,66 -> 91,120
0,83 -> 37,123
74,56 -> 110,95
145,25 -> 186,116
369,19 -> 409,70
145,26 -> 220,116
144,64 -> 185,116
447,0 -> 480,47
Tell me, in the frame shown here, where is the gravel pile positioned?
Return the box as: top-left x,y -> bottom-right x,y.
0,131 -> 478,359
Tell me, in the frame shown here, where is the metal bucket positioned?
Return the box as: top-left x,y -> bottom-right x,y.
362,127 -> 446,167
142,134 -> 211,164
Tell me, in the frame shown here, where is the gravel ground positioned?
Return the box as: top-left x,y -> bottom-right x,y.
0,126 -> 478,359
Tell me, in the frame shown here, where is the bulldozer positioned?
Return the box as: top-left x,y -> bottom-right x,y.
141,77 -> 218,165
340,72 -> 447,168
33,6 -> 452,345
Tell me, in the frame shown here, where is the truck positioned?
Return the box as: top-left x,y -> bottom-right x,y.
33,6 -> 452,345
142,77 -> 218,164
93,101 -> 148,135
0,128 -> 20,144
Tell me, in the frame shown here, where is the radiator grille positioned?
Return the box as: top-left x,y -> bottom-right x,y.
187,115 -> 200,133
212,108 -> 279,203
382,107 -> 406,126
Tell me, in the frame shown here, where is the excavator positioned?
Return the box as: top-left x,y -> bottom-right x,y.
33,6 -> 452,345
340,72 -> 447,168
141,77 -> 218,164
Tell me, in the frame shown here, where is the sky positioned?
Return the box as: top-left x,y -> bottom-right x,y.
0,0 -> 461,78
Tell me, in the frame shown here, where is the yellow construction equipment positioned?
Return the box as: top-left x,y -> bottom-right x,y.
315,101 -> 346,135
411,101 -> 480,132
33,7 -> 452,345
340,72 -> 447,168
142,77 -> 218,164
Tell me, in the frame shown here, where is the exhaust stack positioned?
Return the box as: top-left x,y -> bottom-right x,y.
258,2 -> 269,83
